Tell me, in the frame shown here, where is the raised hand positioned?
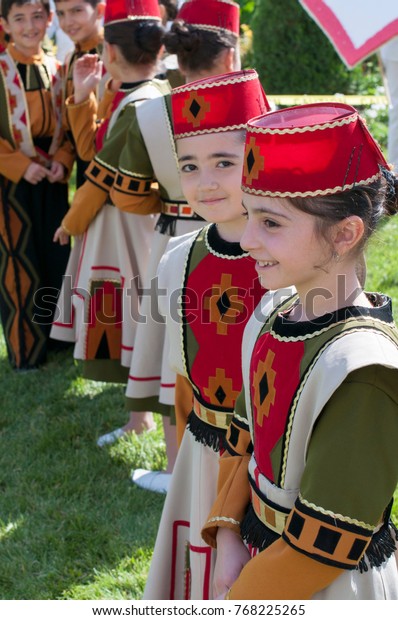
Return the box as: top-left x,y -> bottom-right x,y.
73,54 -> 103,104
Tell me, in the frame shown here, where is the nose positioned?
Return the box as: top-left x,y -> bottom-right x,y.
198,169 -> 218,191
240,217 -> 260,253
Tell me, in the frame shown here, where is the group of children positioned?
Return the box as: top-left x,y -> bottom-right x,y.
1,0 -> 398,602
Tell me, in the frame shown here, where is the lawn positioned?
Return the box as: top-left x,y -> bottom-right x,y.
0,216 -> 397,600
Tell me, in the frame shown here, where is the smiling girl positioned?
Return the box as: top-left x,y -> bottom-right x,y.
203,103 -> 398,600
142,70 -> 269,600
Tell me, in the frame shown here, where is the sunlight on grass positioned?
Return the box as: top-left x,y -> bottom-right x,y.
0,519 -> 24,542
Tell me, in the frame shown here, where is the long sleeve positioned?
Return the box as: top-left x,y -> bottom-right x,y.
0,136 -> 32,182
202,388 -> 253,547
226,365 -> 398,599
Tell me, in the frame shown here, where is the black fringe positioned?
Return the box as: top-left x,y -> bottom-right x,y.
357,520 -> 398,573
240,503 -> 280,551
155,214 -> 177,236
187,411 -> 227,452
241,504 -> 398,574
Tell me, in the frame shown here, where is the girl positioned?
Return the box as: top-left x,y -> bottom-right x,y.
142,69 -> 269,600
53,1 -> 168,391
108,0 -> 242,487
203,102 -> 398,599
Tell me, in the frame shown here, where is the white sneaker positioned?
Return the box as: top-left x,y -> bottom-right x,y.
131,469 -> 171,494
97,427 -> 125,447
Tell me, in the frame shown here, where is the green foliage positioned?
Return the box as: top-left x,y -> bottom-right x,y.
251,0 -> 358,94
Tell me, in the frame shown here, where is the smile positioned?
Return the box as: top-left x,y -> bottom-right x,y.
257,260 -> 278,267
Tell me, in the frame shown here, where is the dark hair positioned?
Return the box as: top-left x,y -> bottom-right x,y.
104,20 -> 164,66
159,0 -> 178,21
164,19 -> 238,73
53,0 -> 101,6
1,0 -> 50,19
288,169 -> 398,255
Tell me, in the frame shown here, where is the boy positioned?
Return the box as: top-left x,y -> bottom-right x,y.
0,0 -> 74,369
53,0 -> 105,186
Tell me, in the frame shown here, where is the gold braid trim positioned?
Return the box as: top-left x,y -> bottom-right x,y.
242,172 -> 382,198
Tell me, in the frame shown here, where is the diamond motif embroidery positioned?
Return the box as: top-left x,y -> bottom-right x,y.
243,136 -> 265,184
181,91 -> 211,129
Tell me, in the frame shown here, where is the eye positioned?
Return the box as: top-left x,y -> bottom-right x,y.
263,218 -> 280,229
216,160 -> 234,169
180,163 -> 197,173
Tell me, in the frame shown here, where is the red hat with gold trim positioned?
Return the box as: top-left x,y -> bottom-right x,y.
172,69 -> 270,139
178,0 -> 240,36
104,0 -> 161,26
242,103 -> 389,198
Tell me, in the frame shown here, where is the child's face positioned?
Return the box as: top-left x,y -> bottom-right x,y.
241,194 -> 331,294
55,1 -> 103,45
177,131 -> 245,228
2,2 -> 51,56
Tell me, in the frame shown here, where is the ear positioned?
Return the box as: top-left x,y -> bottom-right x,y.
332,215 -> 365,257
220,47 -> 236,73
104,41 -> 117,64
47,10 -> 54,29
97,2 -> 106,19
1,17 -> 11,35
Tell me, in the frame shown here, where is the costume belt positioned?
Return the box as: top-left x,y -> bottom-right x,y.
249,485 -> 291,536
162,201 -> 198,218
192,396 -> 233,431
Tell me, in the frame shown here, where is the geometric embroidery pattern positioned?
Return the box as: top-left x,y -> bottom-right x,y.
203,367 -> 241,409
85,279 -> 123,361
203,272 -> 243,335
182,91 -> 211,129
243,136 -> 265,185
283,500 -> 372,570
252,349 -> 276,427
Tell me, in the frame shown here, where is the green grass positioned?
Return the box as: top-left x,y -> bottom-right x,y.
0,347 -> 166,599
0,216 -> 397,600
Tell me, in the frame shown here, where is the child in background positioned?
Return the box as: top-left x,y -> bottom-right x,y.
53,0 -> 105,187
143,70 -> 268,600
203,103 -> 398,599
106,0 -> 242,491
0,0 -> 73,370
53,1 -> 169,396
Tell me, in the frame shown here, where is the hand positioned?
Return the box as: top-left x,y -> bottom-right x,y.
53,226 -> 70,245
213,528 -> 251,600
73,54 -> 103,104
23,163 -> 49,185
47,161 -> 65,183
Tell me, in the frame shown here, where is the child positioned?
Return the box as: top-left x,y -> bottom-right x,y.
53,0 -> 105,186
142,70 -> 269,600
53,0 -> 169,387
0,0 -> 73,370
203,103 -> 398,599
104,0 -> 241,486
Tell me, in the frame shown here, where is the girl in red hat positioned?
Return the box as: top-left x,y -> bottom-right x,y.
142,69 -> 268,600
203,103 -> 398,599
52,1 -> 169,393
100,1 -> 243,473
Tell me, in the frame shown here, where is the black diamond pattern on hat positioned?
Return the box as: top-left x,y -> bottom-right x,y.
247,148 -> 255,174
216,291 -> 231,317
189,98 -> 201,118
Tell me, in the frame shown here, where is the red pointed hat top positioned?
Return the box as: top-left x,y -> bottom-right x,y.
242,103 -> 389,197
178,0 -> 240,36
172,69 -> 270,139
104,0 -> 161,25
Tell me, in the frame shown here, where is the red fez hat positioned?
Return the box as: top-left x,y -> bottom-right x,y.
178,0 -> 240,36
172,69 -> 270,139
105,0 -> 161,25
242,103 -> 388,197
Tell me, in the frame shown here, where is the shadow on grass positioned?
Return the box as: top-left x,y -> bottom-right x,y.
0,347 -> 165,599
